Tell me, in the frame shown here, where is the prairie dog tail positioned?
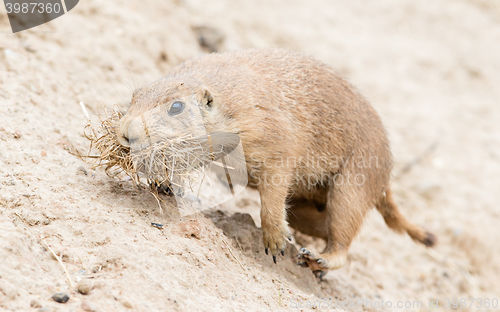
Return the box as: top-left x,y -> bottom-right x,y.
376,187 -> 436,247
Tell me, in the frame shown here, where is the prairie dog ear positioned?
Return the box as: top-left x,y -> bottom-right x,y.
197,86 -> 213,108
131,86 -> 145,105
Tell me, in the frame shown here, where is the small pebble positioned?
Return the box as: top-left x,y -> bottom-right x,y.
77,166 -> 88,175
151,222 -> 163,229
30,299 -> 42,308
77,279 -> 93,295
81,300 -> 98,312
120,298 -> 133,309
52,292 -> 69,303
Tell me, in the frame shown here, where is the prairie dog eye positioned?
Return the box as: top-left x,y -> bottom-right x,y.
168,101 -> 185,115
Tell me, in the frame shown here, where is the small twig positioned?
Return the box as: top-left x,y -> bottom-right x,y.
222,238 -> 246,271
149,190 -> 164,214
42,239 -> 74,288
12,213 -> 74,287
79,101 -> 91,122
14,212 -> 24,221
233,236 -> 243,251
395,131 -> 442,179
279,287 -> 282,307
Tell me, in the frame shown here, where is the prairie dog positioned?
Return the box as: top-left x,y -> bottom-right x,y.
116,48 -> 436,274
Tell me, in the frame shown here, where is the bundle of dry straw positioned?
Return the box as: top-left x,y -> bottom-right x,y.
82,103 -> 238,191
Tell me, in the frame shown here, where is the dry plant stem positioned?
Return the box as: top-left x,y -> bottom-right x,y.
42,239 -> 75,288
13,213 -> 74,288
395,133 -> 441,179
222,238 -> 246,271
80,101 -> 91,123
149,189 -> 164,214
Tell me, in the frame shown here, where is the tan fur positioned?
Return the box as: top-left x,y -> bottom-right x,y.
117,48 -> 436,273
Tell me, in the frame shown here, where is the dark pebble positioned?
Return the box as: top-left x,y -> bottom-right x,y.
52,292 -> 69,303
151,223 -> 163,229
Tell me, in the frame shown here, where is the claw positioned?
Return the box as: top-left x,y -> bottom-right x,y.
288,235 -> 292,242
273,255 -> 277,264
151,181 -> 175,197
297,262 -> 309,267
281,250 -> 284,257
314,270 -> 327,280
265,247 -> 268,255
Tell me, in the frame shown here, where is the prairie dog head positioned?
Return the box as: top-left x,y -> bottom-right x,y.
117,78 -> 215,151
113,77 -> 244,186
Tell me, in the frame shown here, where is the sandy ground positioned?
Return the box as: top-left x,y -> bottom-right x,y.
1,0 -> 500,311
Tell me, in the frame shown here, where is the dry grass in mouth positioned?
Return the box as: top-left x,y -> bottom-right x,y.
82,105 -> 239,192
83,110 -> 135,179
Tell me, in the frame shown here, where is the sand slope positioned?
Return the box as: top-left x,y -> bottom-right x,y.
1,0 -> 499,311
